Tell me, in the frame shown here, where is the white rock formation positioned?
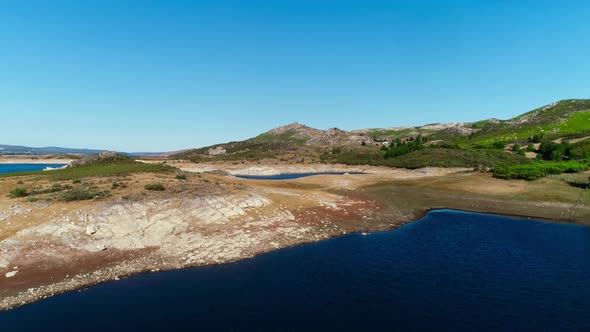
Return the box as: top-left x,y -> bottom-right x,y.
5,271 -> 18,278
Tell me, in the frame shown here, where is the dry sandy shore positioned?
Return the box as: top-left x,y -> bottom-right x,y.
1,162 -> 589,311
0,156 -> 74,164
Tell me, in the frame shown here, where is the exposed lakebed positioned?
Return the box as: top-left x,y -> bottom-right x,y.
1,210 -> 589,331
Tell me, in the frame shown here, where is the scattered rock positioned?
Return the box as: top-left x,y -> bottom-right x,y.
207,146 -> 227,156
5,271 -> 18,278
0,260 -> 8,268
86,224 -> 98,235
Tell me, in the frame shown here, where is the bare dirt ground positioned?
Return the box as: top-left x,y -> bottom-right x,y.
1,161 -> 589,310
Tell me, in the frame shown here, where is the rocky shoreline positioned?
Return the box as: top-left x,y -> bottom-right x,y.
1,163 -> 589,311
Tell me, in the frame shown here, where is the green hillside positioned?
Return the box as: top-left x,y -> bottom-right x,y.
171,99 -> 590,180
462,99 -> 590,148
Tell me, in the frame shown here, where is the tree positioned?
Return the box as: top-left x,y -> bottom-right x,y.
550,150 -> 562,161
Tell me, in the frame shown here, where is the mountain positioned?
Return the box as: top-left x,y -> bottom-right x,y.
170,99 -> 590,168
0,144 -> 167,157
0,144 -> 109,156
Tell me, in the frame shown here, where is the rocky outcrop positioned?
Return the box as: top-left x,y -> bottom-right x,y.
207,147 -> 227,156
5,270 -> 18,278
70,152 -> 128,166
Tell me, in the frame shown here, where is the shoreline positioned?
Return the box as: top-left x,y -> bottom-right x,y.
0,207 -> 585,313
0,157 -> 74,165
1,163 -> 589,312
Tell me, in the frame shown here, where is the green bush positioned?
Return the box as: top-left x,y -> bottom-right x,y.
493,161 -> 589,181
492,141 -> 506,149
59,188 -> 111,202
175,174 -> 187,180
145,183 -> 166,191
9,187 -> 29,198
30,184 -> 67,195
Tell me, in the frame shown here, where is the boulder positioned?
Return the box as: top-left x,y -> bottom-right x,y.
86,224 -> 98,235
5,270 -> 18,278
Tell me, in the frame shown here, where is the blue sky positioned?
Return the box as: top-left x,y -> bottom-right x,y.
1,1 -> 589,152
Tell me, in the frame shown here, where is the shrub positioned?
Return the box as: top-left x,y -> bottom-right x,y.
526,143 -> 535,152
9,187 -> 29,198
72,179 -> 81,184
492,141 -> 506,149
511,144 -> 521,152
30,184 -> 67,195
144,183 -> 165,191
59,188 -> 110,202
175,174 -> 187,180
493,161 -> 589,181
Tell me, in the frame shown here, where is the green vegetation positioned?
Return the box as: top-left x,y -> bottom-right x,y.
8,182 -> 113,202
173,99 -> 590,183
383,135 -> 427,158
321,148 -> 530,169
536,139 -> 590,161
463,106 -> 590,148
59,187 -> 111,201
175,174 -> 187,180
252,130 -> 309,145
9,187 -> 29,198
367,128 -> 414,139
30,184 -> 67,195
0,160 -> 171,181
493,161 -> 589,181
144,183 -> 166,191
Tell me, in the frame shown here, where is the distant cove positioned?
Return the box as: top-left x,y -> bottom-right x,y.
2,210 -> 589,331
0,164 -> 66,175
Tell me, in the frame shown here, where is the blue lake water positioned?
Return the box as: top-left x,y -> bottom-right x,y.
0,163 -> 66,175
235,172 -> 364,180
1,210 -> 590,331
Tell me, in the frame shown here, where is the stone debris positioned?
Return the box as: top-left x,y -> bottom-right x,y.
85,224 -> 98,235
5,270 -> 18,278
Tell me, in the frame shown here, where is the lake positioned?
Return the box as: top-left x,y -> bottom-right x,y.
234,172 -> 364,180
1,210 -> 589,331
0,163 -> 66,175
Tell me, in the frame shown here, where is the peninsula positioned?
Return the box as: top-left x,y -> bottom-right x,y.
1,100 -> 590,310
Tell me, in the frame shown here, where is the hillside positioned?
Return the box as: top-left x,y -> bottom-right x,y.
460,99 -> 590,148
171,99 -> 590,171
0,144 -> 107,156
0,144 -> 166,157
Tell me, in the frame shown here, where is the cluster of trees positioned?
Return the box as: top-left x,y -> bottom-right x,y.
493,161 -> 589,181
538,140 -> 590,160
382,135 -> 427,159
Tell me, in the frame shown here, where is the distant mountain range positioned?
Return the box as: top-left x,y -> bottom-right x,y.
0,144 -> 166,157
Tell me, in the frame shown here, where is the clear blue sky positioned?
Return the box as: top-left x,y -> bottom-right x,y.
2,1 -> 589,152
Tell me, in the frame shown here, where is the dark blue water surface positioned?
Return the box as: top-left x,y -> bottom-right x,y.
2,210 -> 590,331
0,163 -> 66,174
235,172 -> 364,180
